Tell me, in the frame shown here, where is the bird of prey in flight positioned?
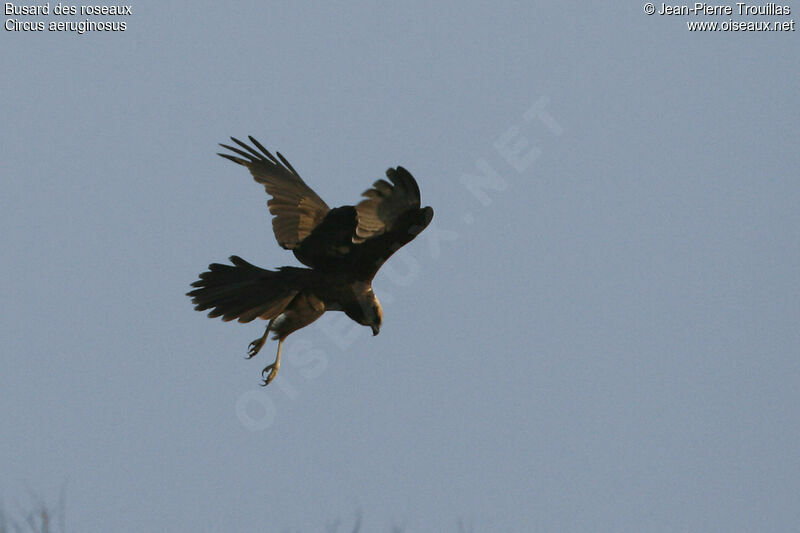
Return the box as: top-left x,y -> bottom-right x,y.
188,136 -> 434,385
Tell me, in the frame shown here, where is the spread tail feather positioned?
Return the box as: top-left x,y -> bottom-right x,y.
187,256 -> 305,323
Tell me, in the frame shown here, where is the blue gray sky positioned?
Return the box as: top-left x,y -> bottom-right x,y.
2,1 -> 798,531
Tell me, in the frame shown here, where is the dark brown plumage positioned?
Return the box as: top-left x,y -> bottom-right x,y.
188,136 -> 434,385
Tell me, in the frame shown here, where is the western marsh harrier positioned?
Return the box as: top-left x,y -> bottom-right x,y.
188,136 -> 434,385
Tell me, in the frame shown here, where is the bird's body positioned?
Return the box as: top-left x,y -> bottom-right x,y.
188,136 -> 433,385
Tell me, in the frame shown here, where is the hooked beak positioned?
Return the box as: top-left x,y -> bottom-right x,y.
371,324 -> 380,336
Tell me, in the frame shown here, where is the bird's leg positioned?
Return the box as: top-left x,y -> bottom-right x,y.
247,317 -> 276,359
260,338 -> 284,387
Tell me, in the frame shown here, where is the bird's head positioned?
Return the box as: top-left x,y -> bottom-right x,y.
365,290 -> 383,336
349,282 -> 383,336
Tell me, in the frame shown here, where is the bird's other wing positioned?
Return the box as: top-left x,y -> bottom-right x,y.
218,136 -> 330,250
354,166 -> 422,242
350,167 -> 434,280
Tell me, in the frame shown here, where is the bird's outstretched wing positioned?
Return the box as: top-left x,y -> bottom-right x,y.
354,167 -> 422,242
218,136 -> 330,250
348,167 -> 434,280
288,166 -> 433,276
